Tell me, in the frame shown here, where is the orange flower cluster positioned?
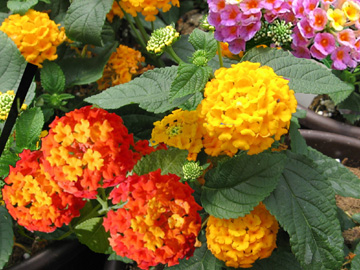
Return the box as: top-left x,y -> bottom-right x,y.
41,106 -> 138,199
0,9 -> 66,67
103,169 -> 202,269
107,0 -> 180,22
97,44 -> 151,90
134,140 -> 167,157
2,150 -> 85,232
206,203 -> 279,268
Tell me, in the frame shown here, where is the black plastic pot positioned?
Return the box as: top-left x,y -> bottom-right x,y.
5,240 -> 109,270
298,104 -> 360,139
300,129 -> 360,161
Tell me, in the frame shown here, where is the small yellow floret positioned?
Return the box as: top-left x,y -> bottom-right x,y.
327,8 -> 347,31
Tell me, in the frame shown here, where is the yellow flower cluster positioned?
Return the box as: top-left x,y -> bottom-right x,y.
0,9 -> 66,67
206,203 -> 279,268
151,109 -> 204,160
97,44 -> 147,90
197,61 -> 297,156
107,0 -> 180,22
0,90 -> 27,121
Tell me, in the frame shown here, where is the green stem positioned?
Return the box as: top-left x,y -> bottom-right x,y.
216,40 -> 224,68
122,9 -> 147,49
56,229 -> 74,241
96,189 -> 109,215
134,15 -> 149,43
165,46 -> 183,64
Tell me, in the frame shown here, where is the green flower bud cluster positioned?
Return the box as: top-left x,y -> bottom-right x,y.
267,20 -> 293,47
191,49 -> 209,66
254,22 -> 269,42
182,161 -> 203,182
0,90 -> 15,121
200,15 -> 215,32
146,25 -> 180,55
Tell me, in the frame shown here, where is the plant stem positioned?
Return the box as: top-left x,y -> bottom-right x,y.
14,242 -> 31,254
134,15 -> 149,43
165,46 -> 183,64
216,40 -> 224,68
122,9 -> 147,49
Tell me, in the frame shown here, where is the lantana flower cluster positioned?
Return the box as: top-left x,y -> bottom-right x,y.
103,169 -> 202,269
0,9 -> 66,67
97,44 -> 151,90
2,150 -> 85,232
206,203 -> 279,268
107,0 -> 180,22
208,0 -> 360,70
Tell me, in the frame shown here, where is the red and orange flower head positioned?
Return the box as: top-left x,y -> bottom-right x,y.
2,150 -> 85,233
103,169 -> 202,269
41,106 -> 138,199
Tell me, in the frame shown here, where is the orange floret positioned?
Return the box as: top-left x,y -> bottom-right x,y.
103,169 -> 202,269
2,150 -> 85,233
206,203 -> 279,268
41,106 -> 138,199
0,9 -> 66,67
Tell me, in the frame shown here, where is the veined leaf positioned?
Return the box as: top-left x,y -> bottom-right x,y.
250,248 -> 303,270
241,47 -> 354,95
264,151 -> 344,270
40,61 -> 65,94
7,0 -> 38,14
64,0 -> 114,46
188,29 -> 218,59
351,242 -> 360,270
0,206 -> 14,269
201,152 -> 286,219
0,31 -> 27,91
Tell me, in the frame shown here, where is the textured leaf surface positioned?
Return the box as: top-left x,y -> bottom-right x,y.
242,47 -> 353,95
352,242 -> 360,270
170,63 -> 212,101
264,151 -> 344,270
86,66 -> 189,113
15,107 -> 44,151
0,206 -> 14,269
40,61 -> 65,94
188,29 -> 218,59
64,0 -> 113,46
201,152 -> 286,219
250,248 -> 303,270
0,31 -> 27,91
0,150 -> 18,177
133,148 -> 188,177
7,0 -> 38,14
307,147 -> 360,198
337,91 -> 360,124
75,217 -> 110,253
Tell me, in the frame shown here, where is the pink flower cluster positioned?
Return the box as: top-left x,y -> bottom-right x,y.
208,0 -> 360,70
207,0 -> 292,53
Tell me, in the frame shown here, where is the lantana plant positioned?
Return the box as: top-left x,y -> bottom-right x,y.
0,0 -> 360,270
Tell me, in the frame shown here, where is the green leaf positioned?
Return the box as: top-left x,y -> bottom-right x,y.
0,206 -> 14,269
170,63 -> 211,101
75,217 -> 110,253
264,151 -> 344,270
188,29 -> 217,59
172,35 -> 194,63
337,91 -> 360,124
307,147 -> 360,198
58,42 -> 117,87
15,107 -> 44,151
351,241 -> 360,269
0,150 -> 19,177
107,253 -> 133,264
165,231 -> 225,270
133,148 -> 188,176
0,31 -> 27,91
201,152 -> 286,219
7,0 -> 38,14
0,1 -> 8,12
250,248 -> 303,270
241,47 -> 354,95
40,61 -> 65,94
352,212 -> 360,224
179,91 -> 203,111
86,66 -> 190,113
337,207 -> 356,231
289,119 -> 307,155
0,13 -> 8,24
64,0 -> 114,46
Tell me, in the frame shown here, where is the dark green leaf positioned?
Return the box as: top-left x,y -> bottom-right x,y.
0,150 -> 19,177
133,148 -> 188,176
58,42 -> 117,87
0,206 -> 14,269
351,241 -> 360,269
41,61 -> 65,94
208,55 -> 239,72
179,92 -> 203,111
75,217 -> 110,253
337,207 -> 356,231
15,107 -> 44,151
352,213 -> 360,224
241,47 -> 354,95
188,29 -> 217,59
86,66 -> 190,113
7,0 -> 38,14
289,120 -> 307,155
0,1 -> 8,12
264,151 -> 344,270
64,0 -> 114,46
337,91 -> 360,124
172,35 -> 194,63
170,63 -> 211,101
0,31 -> 27,91
201,152 -> 286,219
307,147 -> 360,198
250,248 -> 302,270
